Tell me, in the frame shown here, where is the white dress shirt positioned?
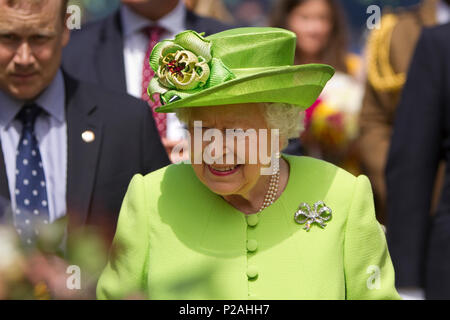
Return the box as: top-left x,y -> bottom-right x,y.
121,2 -> 187,141
0,70 -> 67,223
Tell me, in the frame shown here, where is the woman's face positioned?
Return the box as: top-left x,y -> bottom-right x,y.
287,0 -> 332,58
188,103 -> 278,197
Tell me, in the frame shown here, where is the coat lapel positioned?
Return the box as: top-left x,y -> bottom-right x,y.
0,142 -> 10,201
185,10 -> 205,33
185,9 -> 230,36
96,11 -> 127,93
64,74 -> 103,230
0,144 -> 11,222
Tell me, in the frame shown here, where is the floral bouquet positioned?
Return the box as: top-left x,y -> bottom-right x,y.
0,219 -> 108,300
302,72 -> 364,174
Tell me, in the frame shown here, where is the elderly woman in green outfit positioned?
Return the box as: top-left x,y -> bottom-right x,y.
97,28 -> 400,300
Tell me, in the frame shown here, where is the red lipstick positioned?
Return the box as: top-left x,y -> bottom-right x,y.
207,165 -> 241,176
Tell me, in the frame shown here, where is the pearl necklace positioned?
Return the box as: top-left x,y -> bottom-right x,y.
259,169 -> 280,212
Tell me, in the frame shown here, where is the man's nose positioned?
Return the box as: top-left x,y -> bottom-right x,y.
13,42 -> 35,67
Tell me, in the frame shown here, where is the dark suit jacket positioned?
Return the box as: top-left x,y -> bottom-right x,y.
0,73 -> 170,245
62,8 -> 230,93
0,196 -> 10,225
386,23 -> 450,299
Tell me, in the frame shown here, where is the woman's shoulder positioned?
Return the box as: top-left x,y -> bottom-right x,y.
284,155 -> 371,201
285,155 -> 360,181
140,162 -> 194,180
283,155 -> 376,232
133,162 -> 206,194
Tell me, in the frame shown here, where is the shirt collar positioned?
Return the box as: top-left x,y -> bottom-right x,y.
120,1 -> 187,37
0,69 -> 65,128
437,0 -> 450,24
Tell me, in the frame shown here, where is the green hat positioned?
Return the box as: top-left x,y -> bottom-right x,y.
148,27 -> 335,113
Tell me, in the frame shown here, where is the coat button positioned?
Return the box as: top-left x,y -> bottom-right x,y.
247,239 -> 258,252
247,266 -> 258,279
247,214 -> 259,226
81,130 -> 95,143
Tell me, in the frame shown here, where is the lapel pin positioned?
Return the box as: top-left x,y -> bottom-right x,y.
81,130 -> 95,143
294,201 -> 332,231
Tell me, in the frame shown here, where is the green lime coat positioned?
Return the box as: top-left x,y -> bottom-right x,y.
97,155 -> 400,300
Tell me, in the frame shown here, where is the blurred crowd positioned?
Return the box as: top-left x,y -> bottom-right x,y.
1,0 -> 449,300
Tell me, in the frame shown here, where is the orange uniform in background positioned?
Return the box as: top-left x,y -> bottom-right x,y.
359,0 -> 441,225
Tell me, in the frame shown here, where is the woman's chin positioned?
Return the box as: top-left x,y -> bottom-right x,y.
201,165 -> 243,193
205,183 -> 242,196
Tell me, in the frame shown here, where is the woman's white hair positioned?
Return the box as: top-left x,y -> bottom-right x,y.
262,102 -> 305,144
176,103 -> 305,149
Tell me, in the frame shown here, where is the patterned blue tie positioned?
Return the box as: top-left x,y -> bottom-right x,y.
14,104 -> 50,246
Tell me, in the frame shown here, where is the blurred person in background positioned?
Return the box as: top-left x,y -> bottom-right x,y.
358,0 -> 450,225
0,0 -> 169,298
270,0 -> 364,176
183,0 -> 234,24
234,0 -> 269,26
63,0 -> 231,162
386,22 -> 450,300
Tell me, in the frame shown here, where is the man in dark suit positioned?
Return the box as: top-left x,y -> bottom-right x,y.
62,0 -> 231,161
0,0 -> 169,248
386,22 -> 450,299
0,196 -> 10,225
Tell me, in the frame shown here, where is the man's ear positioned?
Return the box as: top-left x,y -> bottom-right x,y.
61,14 -> 71,48
62,28 -> 71,48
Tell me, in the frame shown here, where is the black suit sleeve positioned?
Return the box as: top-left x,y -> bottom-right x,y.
141,104 -> 171,174
385,29 -> 445,288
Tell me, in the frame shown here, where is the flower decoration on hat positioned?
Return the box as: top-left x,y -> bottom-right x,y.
148,30 -> 235,105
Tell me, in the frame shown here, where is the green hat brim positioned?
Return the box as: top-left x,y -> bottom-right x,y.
155,63 -> 335,113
